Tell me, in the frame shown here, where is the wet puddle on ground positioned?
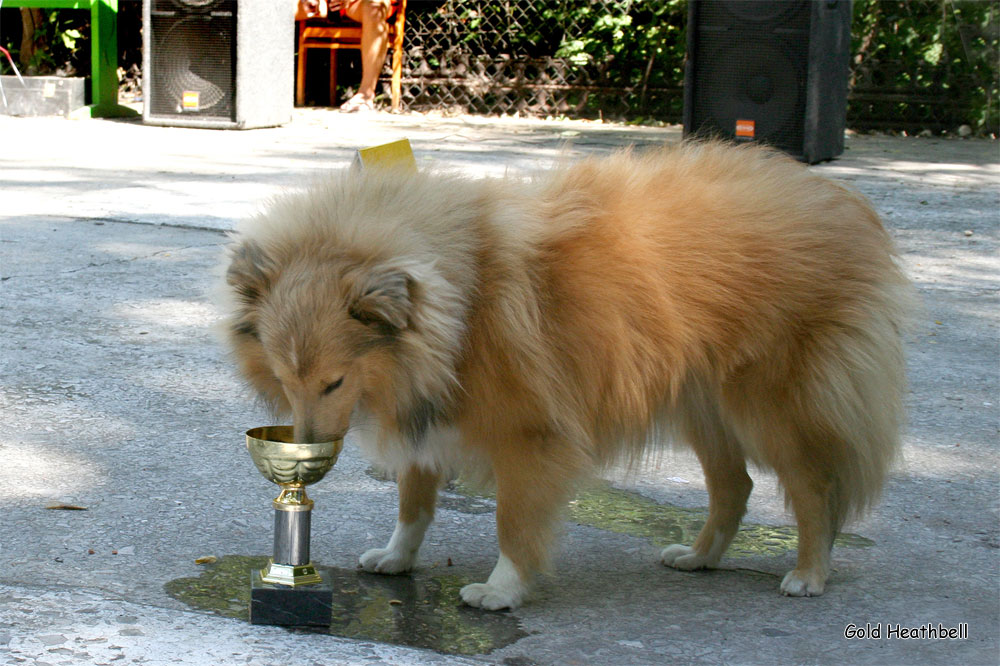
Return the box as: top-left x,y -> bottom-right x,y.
563,482 -> 875,557
165,556 -> 528,655
166,480 -> 872,655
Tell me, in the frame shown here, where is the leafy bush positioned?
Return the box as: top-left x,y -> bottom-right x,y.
0,8 -> 89,77
850,0 -> 998,134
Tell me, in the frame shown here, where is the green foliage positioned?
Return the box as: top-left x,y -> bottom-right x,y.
850,0 -> 998,133
546,0 -> 688,117
1,9 -> 89,76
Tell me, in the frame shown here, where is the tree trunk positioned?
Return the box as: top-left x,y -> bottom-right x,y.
19,8 -> 47,75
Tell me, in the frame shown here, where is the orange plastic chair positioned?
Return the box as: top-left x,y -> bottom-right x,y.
295,0 -> 407,111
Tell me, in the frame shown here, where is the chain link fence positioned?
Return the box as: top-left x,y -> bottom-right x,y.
384,0 -> 997,134
392,0 -> 686,119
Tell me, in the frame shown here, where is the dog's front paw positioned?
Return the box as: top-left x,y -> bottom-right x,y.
460,582 -> 523,611
780,568 -> 826,597
460,554 -> 528,610
359,547 -> 415,575
660,544 -> 716,570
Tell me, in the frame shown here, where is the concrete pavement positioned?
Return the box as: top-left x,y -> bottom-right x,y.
0,109 -> 997,665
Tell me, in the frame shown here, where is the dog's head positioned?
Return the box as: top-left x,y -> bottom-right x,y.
223,238 -> 420,444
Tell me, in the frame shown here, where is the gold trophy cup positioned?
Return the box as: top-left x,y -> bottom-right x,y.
246,426 -> 342,626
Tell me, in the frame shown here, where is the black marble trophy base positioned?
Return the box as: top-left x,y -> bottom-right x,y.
249,569 -> 334,627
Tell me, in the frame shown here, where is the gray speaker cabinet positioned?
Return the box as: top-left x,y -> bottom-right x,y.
143,0 -> 292,129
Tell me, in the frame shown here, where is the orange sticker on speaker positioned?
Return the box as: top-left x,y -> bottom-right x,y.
182,91 -> 200,111
735,119 -> 755,138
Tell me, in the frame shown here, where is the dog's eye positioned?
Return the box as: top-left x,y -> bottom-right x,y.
322,378 -> 344,395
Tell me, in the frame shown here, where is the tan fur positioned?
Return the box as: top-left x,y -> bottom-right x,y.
221,141 -> 914,606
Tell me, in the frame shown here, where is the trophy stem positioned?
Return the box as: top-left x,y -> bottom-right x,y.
258,483 -> 323,587
273,500 -> 312,566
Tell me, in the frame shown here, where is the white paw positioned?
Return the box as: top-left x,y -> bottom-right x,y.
358,547 -> 415,574
460,553 -> 528,610
660,544 -> 717,570
359,515 -> 431,575
780,569 -> 826,597
460,582 -> 523,610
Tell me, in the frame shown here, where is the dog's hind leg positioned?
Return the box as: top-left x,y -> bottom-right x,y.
730,408 -> 839,597
661,404 -> 752,571
775,464 -> 835,597
460,436 -> 577,611
359,464 -> 441,574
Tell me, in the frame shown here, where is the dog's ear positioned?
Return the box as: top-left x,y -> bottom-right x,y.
349,267 -> 413,332
226,239 -> 273,307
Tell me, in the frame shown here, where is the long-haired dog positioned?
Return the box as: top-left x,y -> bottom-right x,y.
221,141 -> 913,610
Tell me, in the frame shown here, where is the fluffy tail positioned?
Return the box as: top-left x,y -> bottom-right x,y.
801,274 -> 916,530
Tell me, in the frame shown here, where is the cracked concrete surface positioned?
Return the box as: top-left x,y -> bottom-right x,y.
0,110 -> 997,665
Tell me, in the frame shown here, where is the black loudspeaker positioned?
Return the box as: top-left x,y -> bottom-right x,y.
683,0 -> 852,163
143,0 -> 293,129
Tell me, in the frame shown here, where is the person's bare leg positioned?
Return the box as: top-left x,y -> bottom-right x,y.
343,0 -> 389,103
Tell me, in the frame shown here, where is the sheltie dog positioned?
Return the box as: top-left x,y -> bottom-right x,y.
221,141 -> 913,610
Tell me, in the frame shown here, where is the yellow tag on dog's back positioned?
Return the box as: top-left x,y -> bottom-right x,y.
354,139 -> 418,173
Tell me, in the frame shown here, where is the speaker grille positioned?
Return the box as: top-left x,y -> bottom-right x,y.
148,0 -> 237,120
687,0 -> 811,153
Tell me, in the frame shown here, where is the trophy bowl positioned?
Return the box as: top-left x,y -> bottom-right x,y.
246,425 -> 343,489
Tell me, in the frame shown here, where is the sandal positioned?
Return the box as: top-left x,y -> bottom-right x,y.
339,94 -> 375,113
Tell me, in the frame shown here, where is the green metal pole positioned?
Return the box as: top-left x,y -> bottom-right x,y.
88,0 -> 136,117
